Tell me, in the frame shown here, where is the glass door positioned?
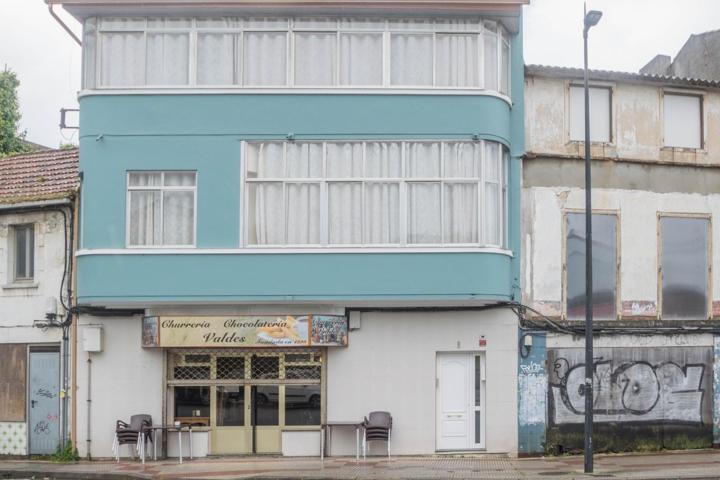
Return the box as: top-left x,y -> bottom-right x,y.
472,354 -> 486,449
168,349 -> 323,455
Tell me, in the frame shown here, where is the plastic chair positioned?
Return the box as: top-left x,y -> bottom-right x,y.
363,411 -> 392,459
112,414 -> 152,462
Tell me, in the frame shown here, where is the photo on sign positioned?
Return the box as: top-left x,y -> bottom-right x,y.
311,316 -> 348,347
142,316 -> 159,347
255,315 -> 309,345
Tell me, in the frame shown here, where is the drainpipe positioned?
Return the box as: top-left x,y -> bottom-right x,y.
86,353 -> 92,460
47,2 -> 81,46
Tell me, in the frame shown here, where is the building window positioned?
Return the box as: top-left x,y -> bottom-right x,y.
660,216 -> 709,320
174,386 -> 210,425
663,93 -> 702,149
245,140 -> 508,248
565,213 -> 617,320
85,17 -> 511,93
126,171 -> 196,247
569,85 -> 611,143
12,224 -> 34,282
168,349 -> 323,430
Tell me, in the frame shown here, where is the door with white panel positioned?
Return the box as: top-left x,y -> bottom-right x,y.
436,352 -> 485,451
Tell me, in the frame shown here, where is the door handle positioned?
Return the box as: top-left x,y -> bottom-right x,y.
31,400 -> 37,408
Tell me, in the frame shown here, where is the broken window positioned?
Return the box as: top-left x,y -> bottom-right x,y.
660,216 -> 708,320
566,213 -> 617,320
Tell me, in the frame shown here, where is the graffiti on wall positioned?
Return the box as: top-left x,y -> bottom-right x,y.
548,347 -> 712,425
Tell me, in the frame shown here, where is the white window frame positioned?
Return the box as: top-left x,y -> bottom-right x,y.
662,90 -> 704,150
10,224 -> 35,282
242,140 -> 507,249
657,212 -> 712,320
125,171 -> 198,248
90,16 -> 511,95
567,83 -> 613,144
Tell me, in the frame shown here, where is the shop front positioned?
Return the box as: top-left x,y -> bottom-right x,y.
143,314 -> 347,456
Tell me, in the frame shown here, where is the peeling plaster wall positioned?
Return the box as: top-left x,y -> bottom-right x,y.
523,73 -> 720,455
522,184 -> 720,319
525,75 -> 720,166
0,210 -> 65,344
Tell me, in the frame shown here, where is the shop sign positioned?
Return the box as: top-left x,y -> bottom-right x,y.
142,315 -> 348,348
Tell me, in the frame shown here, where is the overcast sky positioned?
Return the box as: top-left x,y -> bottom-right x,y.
0,0 -> 718,148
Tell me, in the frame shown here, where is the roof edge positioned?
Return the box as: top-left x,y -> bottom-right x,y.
525,64 -> 720,90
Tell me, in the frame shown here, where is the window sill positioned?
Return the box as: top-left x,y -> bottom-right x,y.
567,140 -> 615,147
2,282 -> 39,290
660,146 -> 707,154
78,88 -> 513,105
77,246 -> 514,257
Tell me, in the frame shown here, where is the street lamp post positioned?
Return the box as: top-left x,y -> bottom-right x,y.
583,6 -> 602,475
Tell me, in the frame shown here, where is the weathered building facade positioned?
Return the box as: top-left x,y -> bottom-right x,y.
520,65 -> 720,454
0,149 -> 78,456
53,0 -> 528,458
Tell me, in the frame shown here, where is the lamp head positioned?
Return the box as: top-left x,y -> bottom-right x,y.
584,10 -> 603,29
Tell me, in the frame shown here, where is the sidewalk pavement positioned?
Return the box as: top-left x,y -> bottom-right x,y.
1,450 -> 719,480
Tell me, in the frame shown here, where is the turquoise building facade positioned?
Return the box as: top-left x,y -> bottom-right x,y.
61,0 -> 528,458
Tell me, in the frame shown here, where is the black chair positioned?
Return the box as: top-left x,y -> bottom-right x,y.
113,414 -> 152,461
363,411 -> 392,459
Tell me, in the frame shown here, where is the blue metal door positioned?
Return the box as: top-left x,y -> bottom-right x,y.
29,351 -> 60,455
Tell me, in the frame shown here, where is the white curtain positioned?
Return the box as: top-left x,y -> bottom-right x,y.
407,183 -> 441,244
146,33 -> 189,85
483,31 -> 498,91
484,142 -> 500,245
444,183 -> 478,243
197,33 -> 235,85
365,142 -> 402,178
129,191 -> 161,245
327,142 -> 363,178
163,190 -> 194,244
407,142 -> 441,178
436,34 -> 480,87
100,32 -> 145,86
500,40 -> 510,95
252,183 -> 284,245
445,142 -> 480,178
83,18 -> 98,89
390,34 -> 433,86
286,143 -> 323,178
329,182 -> 362,244
243,32 -> 287,85
365,183 -> 400,244
295,32 -> 336,86
286,183 -> 321,244
257,143 -> 285,178
340,33 -> 383,86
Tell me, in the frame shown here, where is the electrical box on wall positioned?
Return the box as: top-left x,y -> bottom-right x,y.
82,326 -> 103,352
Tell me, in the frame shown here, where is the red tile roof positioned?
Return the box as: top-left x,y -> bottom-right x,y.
0,148 -> 79,205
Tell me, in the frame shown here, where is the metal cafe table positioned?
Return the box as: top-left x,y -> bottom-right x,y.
141,424 -> 194,464
320,420 -> 364,461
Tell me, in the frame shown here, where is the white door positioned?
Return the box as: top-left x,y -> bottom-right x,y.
436,353 -> 485,451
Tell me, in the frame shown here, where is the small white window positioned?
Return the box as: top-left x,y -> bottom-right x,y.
663,93 -> 702,149
11,224 -> 35,282
569,85 -> 611,143
127,172 -> 196,247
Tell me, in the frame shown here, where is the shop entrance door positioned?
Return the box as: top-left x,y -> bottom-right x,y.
436,353 -> 485,451
171,350 -> 322,455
